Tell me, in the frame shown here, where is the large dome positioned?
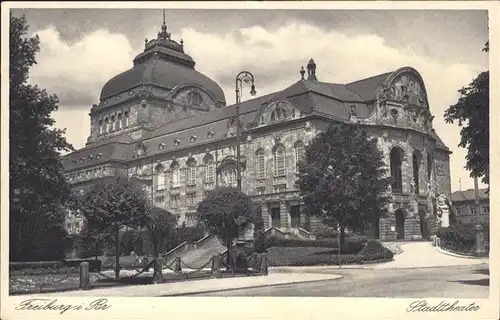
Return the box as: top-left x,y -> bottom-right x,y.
99,22 -> 226,105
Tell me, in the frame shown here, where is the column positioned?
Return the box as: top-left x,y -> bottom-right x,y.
279,201 -> 291,229
261,203 -> 271,229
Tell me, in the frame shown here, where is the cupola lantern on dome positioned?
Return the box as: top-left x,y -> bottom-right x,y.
135,9 -> 192,67
97,9 -> 226,106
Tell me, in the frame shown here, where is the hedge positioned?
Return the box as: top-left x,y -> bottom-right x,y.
10,259 -> 103,275
267,240 -> 393,267
64,258 -> 102,272
9,266 -> 80,277
264,235 -> 367,254
9,261 -> 63,271
437,222 -> 490,255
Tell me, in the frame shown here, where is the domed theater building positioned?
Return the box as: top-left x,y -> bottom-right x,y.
62,21 -> 452,241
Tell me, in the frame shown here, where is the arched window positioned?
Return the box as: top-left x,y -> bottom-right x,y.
155,164 -> 165,190
117,113 -> 122,130
273,145 -> 286,177
186,159 -> 197,186
294,141 -> 305,172
170,162 -> 180,188
255,149 -> 265,179
228,118 -> 236,135
413,153 -> 420,194
98,119 -> 103,135
110,115 -> 115,131
124,111 -> 130,128
219,166 -> 236,188
204,155 -> 215,184
104,117 -> 110,133
390,148 -> 403,193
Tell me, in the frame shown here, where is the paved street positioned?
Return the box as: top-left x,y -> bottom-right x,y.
190,264 -> 489,297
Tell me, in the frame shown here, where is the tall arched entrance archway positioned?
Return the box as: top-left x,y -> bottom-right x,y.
418,210 -> 428,239
395,209 -> 405,239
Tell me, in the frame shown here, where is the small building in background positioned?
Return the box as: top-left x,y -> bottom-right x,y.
65,209 -> 85,235
451,188 -> 489,224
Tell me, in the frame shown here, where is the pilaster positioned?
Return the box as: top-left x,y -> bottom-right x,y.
261,203 -> 271,229
280,201 -> 291,229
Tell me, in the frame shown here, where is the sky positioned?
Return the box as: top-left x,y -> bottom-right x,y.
11,8 -> 489,192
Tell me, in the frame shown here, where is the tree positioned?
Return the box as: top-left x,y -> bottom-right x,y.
296,124 -> 391,249
196,187 -> 255,269
143,207 -> 177,283
77,177 -> 149,278
77,223 -> 109,259
444,41 -> 489,185
9,14 -> 74,261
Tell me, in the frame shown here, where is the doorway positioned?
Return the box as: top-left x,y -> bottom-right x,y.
271,205 -> 281,228
419,210 -> 428,239
395,209 -> 405,240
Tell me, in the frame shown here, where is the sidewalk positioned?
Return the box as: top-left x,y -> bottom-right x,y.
27,273 -> 343,297
373,242 -> 488,269
271,242 -> 488,273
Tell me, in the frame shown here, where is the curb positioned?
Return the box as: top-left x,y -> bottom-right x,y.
161,275 -> 344,296
373,263 -> 489,270
436,246 -> 489,260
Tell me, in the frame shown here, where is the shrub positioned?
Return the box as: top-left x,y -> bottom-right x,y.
10,266 -> 80,277
64,258 -> 102,272
437,222 -> 489,254
265,236 -> 366,254
358,240 -> 394,260
9,260 -> 95,276
266,240 -> 393,267
10,261 -> 63,271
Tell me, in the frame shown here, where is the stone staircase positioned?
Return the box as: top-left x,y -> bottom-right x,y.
264,226 -> 316,240
161,227 -> 316,269
162,234 -> 227,269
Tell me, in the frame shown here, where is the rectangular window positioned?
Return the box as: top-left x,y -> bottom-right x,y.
455,207 -> 461,216
186,214 -> 197,227
470,207 -> 476,215
483,205 -> 489,214
271,207 -> 281,227
155,196 -> 164,205
170,195 -> 180,208
290,205 -> 301,228
205,163 -> 215,184
187,193 -> 196,207
256,151 -> 265,180
187,167 -> 197,186
274,185 -> 286,193
256,187 -> 266,195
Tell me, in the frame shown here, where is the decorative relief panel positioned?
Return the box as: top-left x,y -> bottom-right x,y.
377,75 -> 434,132
252,100 -> 300,128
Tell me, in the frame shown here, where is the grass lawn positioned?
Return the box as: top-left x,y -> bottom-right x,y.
267,247 -> 341,267
266,240 -> 393,267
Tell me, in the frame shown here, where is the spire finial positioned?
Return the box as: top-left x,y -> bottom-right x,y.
306,58 -> 318,82
158,9 -> 171,40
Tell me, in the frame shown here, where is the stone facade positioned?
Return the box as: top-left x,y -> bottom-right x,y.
61,21 -> 451,240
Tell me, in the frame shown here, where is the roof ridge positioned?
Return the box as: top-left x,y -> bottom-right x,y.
346,71 -> 393,86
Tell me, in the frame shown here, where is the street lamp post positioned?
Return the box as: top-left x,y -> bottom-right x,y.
235,71 -> 256,191
474,176 -> 486,256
